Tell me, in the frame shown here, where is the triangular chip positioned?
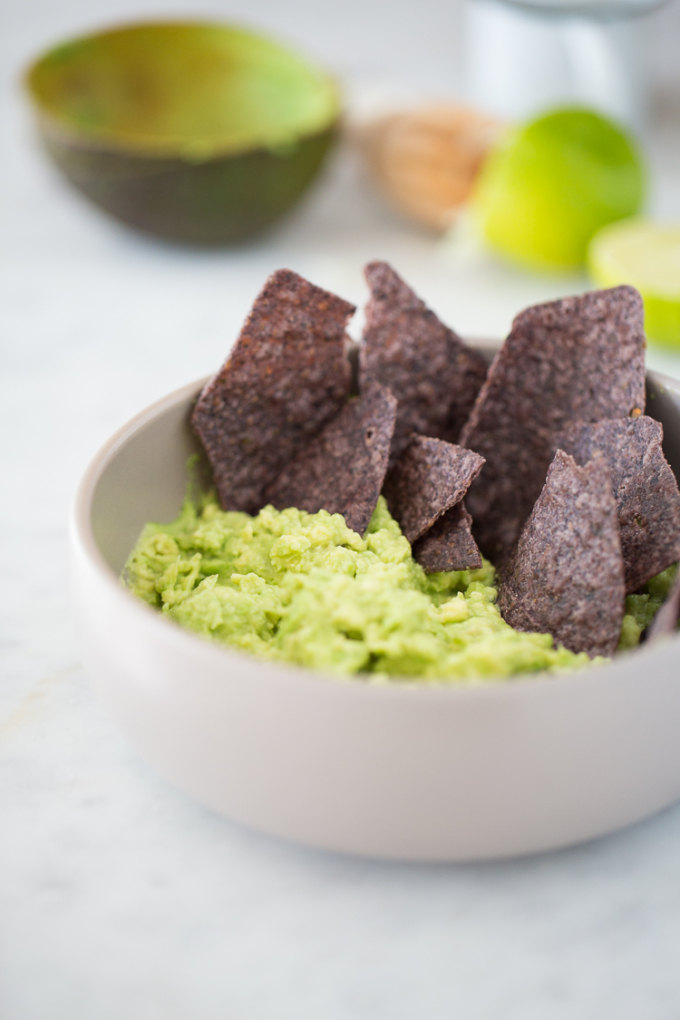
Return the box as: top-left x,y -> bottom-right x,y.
557,416 -> 680,593
412,502 -> 482,574
265,384 -> 397,535
498,450 -> 625,658
192,269 -> 355,513
360,261 -> 488,461
382,435 -> 485,543
460,286 -> 646,563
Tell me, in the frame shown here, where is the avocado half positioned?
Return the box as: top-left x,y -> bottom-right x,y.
25,22 -> 341,245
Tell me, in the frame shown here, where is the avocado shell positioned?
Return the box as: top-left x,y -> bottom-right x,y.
25,21 -> 341,245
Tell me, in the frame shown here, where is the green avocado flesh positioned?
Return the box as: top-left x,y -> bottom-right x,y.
124,494 -> 622,682
28,22 -> 339,158
619,564 -> 678,649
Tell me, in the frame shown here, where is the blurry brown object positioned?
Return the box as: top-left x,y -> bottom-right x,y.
357,105 -> 503,231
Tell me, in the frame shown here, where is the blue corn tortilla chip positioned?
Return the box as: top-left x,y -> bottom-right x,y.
412,502 -> 482,574
265,383 -> 397,535
498,450 -> 625,658
383,434 -> 484,543
460,286 -> 646,564
360,261 -> 488,462
557,415 -> 680,594
192,269 -> 355,513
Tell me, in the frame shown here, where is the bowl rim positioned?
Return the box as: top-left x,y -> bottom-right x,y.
25,18 -> 342,162
70,365 -> 680,700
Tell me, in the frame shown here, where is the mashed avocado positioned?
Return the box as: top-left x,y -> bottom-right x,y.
123,493 -> 602,681
618,563 -> 678,649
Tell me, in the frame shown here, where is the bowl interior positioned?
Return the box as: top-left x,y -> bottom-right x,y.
27,22 -> 340,159
89,363 -> 680,582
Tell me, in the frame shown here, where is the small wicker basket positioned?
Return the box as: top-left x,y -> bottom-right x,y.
357,105 -> 503,231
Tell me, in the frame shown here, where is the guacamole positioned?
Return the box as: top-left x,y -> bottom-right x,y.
618,564 -> 678,649
123,493 -> 609,681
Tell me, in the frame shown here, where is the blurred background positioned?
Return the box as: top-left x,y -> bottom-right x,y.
6,0 -> 680,111
4,0 -> 680,360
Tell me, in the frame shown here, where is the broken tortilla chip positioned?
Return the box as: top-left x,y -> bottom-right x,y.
360,261 -> 487,461
192,269 -> 355,513
460,286 -> 646,564
412,502 -> 482,573
498,450 -> 625,658
383,435 -> 485,544
265,383 -> 397,535
557,415 -> 680,593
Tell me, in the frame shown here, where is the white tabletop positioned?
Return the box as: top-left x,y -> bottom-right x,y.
3,1 -> 680,1017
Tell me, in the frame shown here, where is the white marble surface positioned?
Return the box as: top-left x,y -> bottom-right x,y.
4,1 -> 680,1017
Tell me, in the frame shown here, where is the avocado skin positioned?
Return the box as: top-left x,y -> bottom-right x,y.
39,124 -> 337,245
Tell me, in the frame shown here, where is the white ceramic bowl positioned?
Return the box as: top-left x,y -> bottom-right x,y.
71,364 -> 680,861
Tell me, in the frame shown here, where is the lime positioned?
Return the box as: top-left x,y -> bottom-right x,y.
589,218 -> 680,348
472,108 -> 646,272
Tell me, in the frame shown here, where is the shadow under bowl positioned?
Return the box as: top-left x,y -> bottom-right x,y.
25,21 -> 341,245
70,355 -> 680,860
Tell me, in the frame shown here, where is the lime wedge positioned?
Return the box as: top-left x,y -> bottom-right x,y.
588,219 -> 680,348
472,108 -> 645,272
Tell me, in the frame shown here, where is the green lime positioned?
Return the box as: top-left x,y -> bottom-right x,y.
589,218 -> 680,349
472,108 -> 646,272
